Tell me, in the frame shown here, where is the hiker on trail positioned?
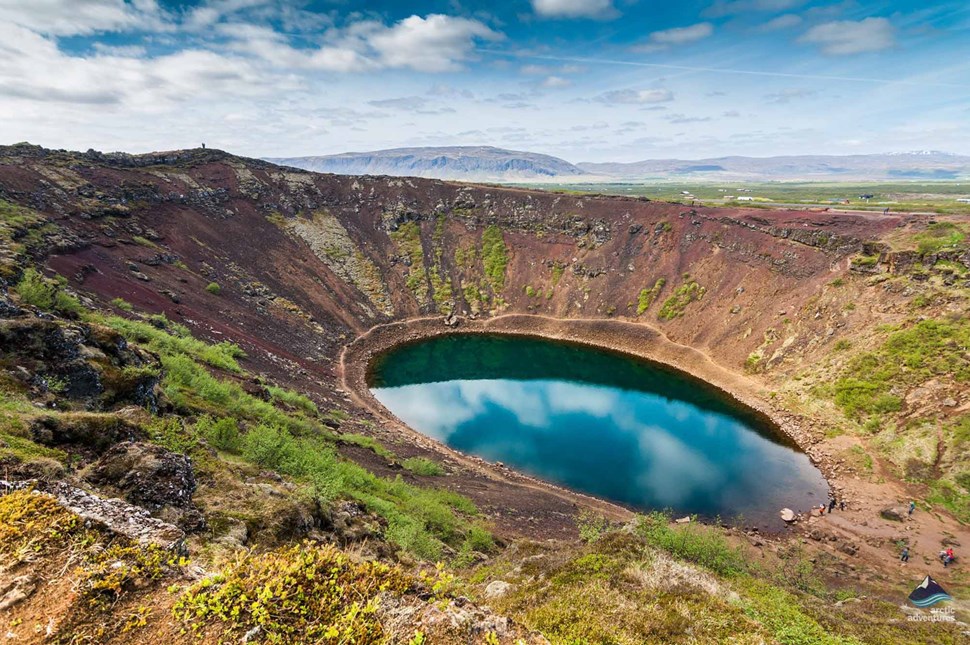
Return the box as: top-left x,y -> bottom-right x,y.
901,547 -> 910,563
818,503 -> 826,516
940,549 -> 954,567
839,500 -> 846,511
909,500 -> 916,515
828,498 -> 836,513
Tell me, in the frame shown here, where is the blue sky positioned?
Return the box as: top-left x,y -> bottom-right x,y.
0,0 -> 967,161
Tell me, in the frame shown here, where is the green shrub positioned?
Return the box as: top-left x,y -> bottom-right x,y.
267,386 -> 319,416
205,282 -> 221,295
196,416 -> 241,453
635,512 -> 748,577
13,268 -> 82,315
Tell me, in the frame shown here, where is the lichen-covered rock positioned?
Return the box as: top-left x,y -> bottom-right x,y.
0,316 -> 161,411
85,441 -> 196,511
1,479 -> 185,549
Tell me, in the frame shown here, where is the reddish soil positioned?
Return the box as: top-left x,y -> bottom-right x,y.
2,145 -> 966,604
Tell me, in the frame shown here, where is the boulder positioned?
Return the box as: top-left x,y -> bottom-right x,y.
880,506 -> 909,522
85,441 -> 196,510
780,508 -> 796,523
484,580 -> 512,599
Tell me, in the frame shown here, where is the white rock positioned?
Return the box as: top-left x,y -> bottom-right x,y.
484,580 -> 512,599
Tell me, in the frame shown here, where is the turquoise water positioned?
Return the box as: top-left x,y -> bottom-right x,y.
370,334 -> 828,528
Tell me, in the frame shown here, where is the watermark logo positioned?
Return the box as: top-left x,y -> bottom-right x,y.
908,575 -> 953,609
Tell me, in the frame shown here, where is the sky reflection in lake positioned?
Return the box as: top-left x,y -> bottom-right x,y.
370,335 -> 828,527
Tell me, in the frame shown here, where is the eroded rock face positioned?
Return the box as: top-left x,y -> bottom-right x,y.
85,441 -> 196,511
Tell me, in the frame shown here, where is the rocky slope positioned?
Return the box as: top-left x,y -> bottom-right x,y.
1,143 -> 969,643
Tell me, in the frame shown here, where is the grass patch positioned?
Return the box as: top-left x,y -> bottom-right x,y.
340,433 -> 393,459
103,315 -> 245,373
829,317 -> 970,418
635,512 -> 748,577
914,221 -> 966,255
205,282 -> 221,295
402,457 -> 445,477
267,385 -> 319,416
110,297 -> 133,312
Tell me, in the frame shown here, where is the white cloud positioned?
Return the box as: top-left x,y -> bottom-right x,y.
532,0 -> 616,19
631,22 -> 713,52
596,88 -> 674,104
215,13 -> 502,73
648,22 -> 714,45
541,75 -> 572,88
705,0 -> 805,18
758,14 -> 802,31
799,17 -> 895,55
0,0 -> 169,36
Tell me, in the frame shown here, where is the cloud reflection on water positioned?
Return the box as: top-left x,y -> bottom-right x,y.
373,377 -> 827,526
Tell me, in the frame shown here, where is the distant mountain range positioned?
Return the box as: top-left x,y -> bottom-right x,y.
266,146 -> 585,181
267,147 -> 970,182
576,152 -> 970,181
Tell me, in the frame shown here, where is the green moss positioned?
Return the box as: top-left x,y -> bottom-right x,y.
636,278 -> 666,315
481,225 -> 509,292
390,222 -> 429,303
657,280 -> 705,320
0,201 -> 57,277
850,255 -> 879,267
173,542 -> 414,642
550,262 -> 565,287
